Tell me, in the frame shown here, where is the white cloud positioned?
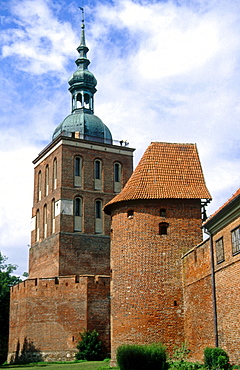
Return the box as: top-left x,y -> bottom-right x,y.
1,0 -> 77,75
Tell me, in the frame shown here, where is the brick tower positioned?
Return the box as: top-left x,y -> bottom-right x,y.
104,142 -> 211,364
8,13 -> 134,362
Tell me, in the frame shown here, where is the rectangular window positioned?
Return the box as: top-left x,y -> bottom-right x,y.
53,158 -> 57,190
95,160 -> 101,180
114,163 -> 120,182
45,165 -> 49,196
96,200 -> 102,219
215,237 -> 224,264
95,200 -> 103,234
94,160 -> 102,190
232,226 -> 240,255
75,157 -> 81,177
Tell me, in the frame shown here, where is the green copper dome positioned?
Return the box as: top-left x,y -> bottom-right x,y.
52,9 -> 112,144
68,68 -> 97,92
52,110 -> 112,143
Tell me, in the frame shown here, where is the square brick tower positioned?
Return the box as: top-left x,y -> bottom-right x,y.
8,13 -> 134,362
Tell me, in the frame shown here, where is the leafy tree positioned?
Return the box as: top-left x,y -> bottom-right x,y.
0,252 -> 21,364
76,329 -> 104,361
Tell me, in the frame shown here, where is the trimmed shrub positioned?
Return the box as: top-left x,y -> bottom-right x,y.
76,329 -> 103,361
204,347 -> 229,370
116,343 -> 168,370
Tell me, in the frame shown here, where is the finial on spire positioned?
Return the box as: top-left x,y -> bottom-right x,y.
79,6 -> 84,26
78,6 -> 86,47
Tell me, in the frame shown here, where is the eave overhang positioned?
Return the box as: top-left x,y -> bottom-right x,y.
203,192 -> 240,235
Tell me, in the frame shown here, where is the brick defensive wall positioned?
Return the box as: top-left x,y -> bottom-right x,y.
8,275 -> 110,363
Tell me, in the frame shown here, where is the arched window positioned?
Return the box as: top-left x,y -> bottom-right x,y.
53,158 -> 57,190
36,209 -> 40,242
51,199 -> 55,234
95,200 -> 103,234
74,156 -> 82,187
94,159 -> 102,190
84,93 -> 90,109
38,171 -> 42,201
114,162 -> 122,193
95,160 -> 101,179
43,204 -> 47,238
74,197 -> 82,231
159,222 -> 169,235
45,165 -> 49,196
76,93 -> 82,109
127,210 -> 134,219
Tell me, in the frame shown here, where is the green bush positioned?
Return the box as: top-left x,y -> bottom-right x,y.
204,347 -> 229,370
116,343 -> 168,370
76,329 -> 103,361
169,360 -> 204,370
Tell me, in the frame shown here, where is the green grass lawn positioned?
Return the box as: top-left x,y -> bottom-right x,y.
0,361 -> 117,370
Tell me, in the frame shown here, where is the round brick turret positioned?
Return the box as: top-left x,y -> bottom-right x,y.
104,142 -> 211,364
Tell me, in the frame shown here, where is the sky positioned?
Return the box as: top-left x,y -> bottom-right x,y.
0,0 -> 240,275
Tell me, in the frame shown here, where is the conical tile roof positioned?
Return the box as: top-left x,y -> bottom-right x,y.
104,142 -> 211,214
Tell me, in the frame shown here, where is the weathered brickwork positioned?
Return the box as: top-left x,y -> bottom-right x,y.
212,215 -> 240,363
30,136 -> 134,278
9,128 -> 240,366
183,239 -> 215,361
8,134 -> 134,362
183,194 -> 240,363
8,275 -> 110,362
110,198 -> 203,363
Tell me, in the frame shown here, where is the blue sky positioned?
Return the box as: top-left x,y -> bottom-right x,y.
1,0 -> 240,275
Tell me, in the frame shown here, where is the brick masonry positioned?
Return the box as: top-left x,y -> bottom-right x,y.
8,136 -> 134,362
109,198 -> 203,363
183,209 -> 240,363
8,134 -> 240,365
30,137 -> 134,278
8,275 -> 110,362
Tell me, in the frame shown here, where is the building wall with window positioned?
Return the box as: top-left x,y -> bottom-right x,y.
8,133 -> 134,362
29,135 -> 134,278
104,142 -> 212,364
108,198 -> 203,361
183,188 -> 240,363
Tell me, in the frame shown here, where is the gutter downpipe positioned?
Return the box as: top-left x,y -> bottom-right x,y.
205,228 -> 218,347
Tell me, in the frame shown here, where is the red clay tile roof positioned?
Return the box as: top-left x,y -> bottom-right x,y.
204,187 -> 240,225
104,142 -> 211,213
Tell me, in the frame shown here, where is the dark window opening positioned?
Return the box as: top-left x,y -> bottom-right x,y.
216,237 -> 225,264
75,275 -> 79,283
75,198 -> 81,216
75,157 -> 81,176
114,163 -> 120,182
159,222 -> 169,235
232,226 -> 240,255
95,160 -> 101,180
160,208 -> 166,217
127,210 -> 134,218
96,200 -> 102,219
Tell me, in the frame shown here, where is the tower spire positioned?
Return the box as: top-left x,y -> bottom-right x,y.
79,7 -> 86,47
75,7 -> 90,70
52,8 -> 112,144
